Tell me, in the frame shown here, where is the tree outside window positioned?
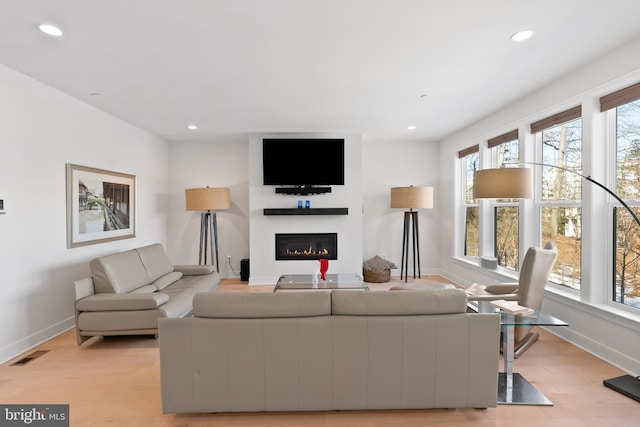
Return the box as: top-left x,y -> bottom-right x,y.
493,139 -> 519,270
614,99 -> 640,309
464,152 -> 479,258
540,118 -> 582,289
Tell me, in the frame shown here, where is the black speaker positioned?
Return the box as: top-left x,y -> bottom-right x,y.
240,258 -> 250,282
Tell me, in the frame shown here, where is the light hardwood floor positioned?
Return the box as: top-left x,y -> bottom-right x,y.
2,277 -> 639,426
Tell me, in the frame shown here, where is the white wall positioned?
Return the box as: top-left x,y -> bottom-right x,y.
362,138 -> 441,273
438,36 -> 640,375
167,136 -> 444,285
249,134 -> 363,284
0,64 -> 170,363
166,138 -> 250,276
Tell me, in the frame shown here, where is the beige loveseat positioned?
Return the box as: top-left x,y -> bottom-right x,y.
159,289 -> 500,413
74,243 -> 220,345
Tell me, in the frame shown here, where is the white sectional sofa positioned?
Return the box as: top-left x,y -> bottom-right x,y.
159,289 -> 500,413
74,243 -> 220,344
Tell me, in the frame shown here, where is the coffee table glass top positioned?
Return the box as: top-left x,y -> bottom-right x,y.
497,309 -> 568,327
274,274 -> 368,291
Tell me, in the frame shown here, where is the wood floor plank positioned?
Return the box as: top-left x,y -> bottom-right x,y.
1,276 -> 639,426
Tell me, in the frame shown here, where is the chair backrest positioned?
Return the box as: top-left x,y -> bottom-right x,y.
517,241 -> 559,311
515,241 -> 558,343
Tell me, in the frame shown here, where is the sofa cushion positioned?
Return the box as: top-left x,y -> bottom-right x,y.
90,250 -> 150,293
130,285 -> 159,294
76,292 -> 169,311
153,271 -> 184,290
173,264 -> 215,276
136,243 -> 175,281
331,289 -> 467,316
193,292 -> 331,318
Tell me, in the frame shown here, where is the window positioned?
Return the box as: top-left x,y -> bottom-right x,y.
613,98 -> 640,308
532,107 -> 583,289
460,146 -> 479,259
489,131 -> 520,270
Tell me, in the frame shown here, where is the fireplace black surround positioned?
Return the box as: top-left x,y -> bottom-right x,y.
275,233 -> 337,261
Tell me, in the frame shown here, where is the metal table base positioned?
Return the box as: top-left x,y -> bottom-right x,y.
498,373 -> 553,405
498,310 -> 567,406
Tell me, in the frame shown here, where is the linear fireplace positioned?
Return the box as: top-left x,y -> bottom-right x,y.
275,233 -> 337,261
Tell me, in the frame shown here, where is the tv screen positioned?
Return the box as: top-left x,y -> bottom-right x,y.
262,138 -> 345,186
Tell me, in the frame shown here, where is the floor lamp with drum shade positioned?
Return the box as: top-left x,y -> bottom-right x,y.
185,187 -> 230,272
474,163 -> 640,402
390,186 -> 434,282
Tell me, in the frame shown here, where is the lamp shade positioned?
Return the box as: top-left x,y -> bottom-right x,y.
473,168 -> 532,199
185,187 -> 231,211
390,186 -> 434,209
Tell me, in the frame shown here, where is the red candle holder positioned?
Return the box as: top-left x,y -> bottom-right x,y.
319,259 -> 329,280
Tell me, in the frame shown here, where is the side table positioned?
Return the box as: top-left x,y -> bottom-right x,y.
498,309 -> 568,405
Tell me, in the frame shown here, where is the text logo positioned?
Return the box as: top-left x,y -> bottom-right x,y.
0,405 -> 68,426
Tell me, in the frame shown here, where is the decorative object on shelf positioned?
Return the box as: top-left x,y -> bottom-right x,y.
297,200 -> 303,208
390,185 -> 434,282
319,258 -> 329,280
185,186 -> 231,271
473,162 -> 640,402
305,200 -> 311,208
66,163 -> 136,248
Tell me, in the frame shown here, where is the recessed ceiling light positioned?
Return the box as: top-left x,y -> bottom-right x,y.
38,23 -> 63,37
511,29 -> 533,42
187,124 -> 198,130
408,125 -> 416,130
90,93 -> 103,98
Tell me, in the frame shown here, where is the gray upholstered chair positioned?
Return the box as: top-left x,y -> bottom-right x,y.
465,241 -> 558,358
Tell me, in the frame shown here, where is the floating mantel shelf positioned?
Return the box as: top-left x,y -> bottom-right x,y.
263,208 -> 348,216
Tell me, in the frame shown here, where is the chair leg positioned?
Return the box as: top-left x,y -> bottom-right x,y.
514,332 -> 539,359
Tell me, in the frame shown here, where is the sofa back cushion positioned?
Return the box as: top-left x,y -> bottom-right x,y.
193,292 -> 331,318
136,243 -> 174,281
90,250 -> 150,293
331,289 -> 467,315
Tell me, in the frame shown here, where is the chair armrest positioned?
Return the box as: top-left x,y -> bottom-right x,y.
484,283 -> 519,294
173,265 -> 215,276
76,292 -> 169,311
466,293 -> 519,302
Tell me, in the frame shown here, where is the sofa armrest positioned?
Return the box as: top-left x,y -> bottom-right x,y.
76,292 -> 169,311
173,265 -> 215,276
74,277 -> 96,302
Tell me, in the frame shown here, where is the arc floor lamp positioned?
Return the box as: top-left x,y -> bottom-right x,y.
390,185 -> 434,282
474,163 -> 640,402
185,187 -> 230,272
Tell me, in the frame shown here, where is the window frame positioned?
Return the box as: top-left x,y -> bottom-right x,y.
489,135 -> 520,271
534,114 -> 584,290
607,101 -> 640,312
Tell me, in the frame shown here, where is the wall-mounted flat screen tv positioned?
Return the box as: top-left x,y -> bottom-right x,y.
262,138 -> 345,186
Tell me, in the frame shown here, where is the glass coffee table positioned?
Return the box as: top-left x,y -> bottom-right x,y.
498,309 -> 568,405
273,273 -> 368,292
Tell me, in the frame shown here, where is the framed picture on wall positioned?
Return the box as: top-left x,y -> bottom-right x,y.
66,163 -> 136,248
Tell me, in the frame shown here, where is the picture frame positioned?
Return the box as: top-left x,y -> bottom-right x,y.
66,164 -> 136,248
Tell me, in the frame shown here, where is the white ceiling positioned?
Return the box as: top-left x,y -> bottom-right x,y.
2,0 -> 640,143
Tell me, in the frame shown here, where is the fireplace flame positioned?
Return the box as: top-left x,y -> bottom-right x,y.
285,246 -> 329,257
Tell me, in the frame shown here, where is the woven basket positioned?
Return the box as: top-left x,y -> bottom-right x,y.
363,268 -> 391,283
